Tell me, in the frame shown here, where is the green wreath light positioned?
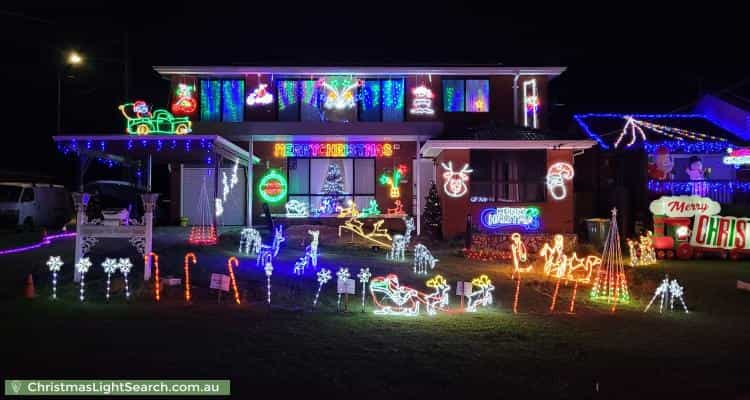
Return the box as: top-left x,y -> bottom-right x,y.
258,169 -> 287,203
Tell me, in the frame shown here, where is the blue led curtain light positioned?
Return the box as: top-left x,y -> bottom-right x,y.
200,80 -> 221,121
221,80 -> 244,122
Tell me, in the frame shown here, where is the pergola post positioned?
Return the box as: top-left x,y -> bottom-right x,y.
72,192 -> 89,282
247,137 -> 254,227
141,193 -> 158,281
213,154 -> 221,228
415,139 -> 422,236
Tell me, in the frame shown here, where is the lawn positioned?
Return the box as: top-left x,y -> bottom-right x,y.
0,226 -> 749,398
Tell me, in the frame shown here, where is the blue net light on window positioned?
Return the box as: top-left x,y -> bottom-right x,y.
443,80 -> 465,112
300,80 -> 324,121
382,78 -> 404,121
466,80 -> 489,112
277,80 -> 300,121
359,80 -> 381,121
221,80 -> 244,122
200,80 -> 221,121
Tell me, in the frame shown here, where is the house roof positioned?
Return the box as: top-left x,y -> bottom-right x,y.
573,113 -> 746,150
153,65 -> 566,78
439,120 -> 590,141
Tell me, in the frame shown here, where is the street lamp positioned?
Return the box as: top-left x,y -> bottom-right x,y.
57,50 -> 84,135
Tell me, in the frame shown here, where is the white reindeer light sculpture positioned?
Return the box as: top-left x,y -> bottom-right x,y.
239,228 -> 262,255
413,244 -> 438,275
388,217 -> 414,262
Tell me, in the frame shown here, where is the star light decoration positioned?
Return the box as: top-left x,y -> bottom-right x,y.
357,268 -> 372,312
101,258 -> 119,302
118,258 -> 133,300
75,257 -> 92,302
336,267 -> 351,311
313,268 -> 332,308
46,256 -> 64,300
644,275 -> 689,314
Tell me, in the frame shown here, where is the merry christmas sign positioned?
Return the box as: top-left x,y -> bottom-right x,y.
690,214 -> 750,250
649,195 -> 721,218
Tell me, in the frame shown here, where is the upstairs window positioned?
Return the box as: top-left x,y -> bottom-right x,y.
277,80 -> 300,121
221,80 -> 244,122
200,80 -> 221,121
443,79 -> 490,113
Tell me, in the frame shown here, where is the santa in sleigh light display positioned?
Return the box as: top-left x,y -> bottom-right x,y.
649,195 -> 750,260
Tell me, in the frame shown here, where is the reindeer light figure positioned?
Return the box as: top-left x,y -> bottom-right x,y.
441,161 -> 473,198
385,199 -> 405,216
271,225 -> 285,257
413,243 -> 438,275
306,230 -> 320,268
425,275 -> 451,316
239,228 -> 262,255
317,78 -> 363,110
388,216 -> 415,262
466,275 -> 494,312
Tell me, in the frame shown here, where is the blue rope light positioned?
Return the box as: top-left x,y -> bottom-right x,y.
648,180 -> 750,193
642,140 -> 732,154
574,113 -> 738,151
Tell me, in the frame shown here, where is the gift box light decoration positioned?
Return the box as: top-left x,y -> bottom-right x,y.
46,256 -> 63,300
410,85 -> 435,115
101,258 -> 119,302
546,162 -> 574,201
388,216 -> 415,262
413,243 -> 439,275
246,83 -> 274,106
644,275 -> 689,314
379,164 -> 408,199
313,268 -> 332,307
239,228 -> 262,255
338,216 -> 393,249
184,252 -> 197,302
75,257 -> 92,302
118,258 -> 133,301
357,268 -> 372,312
226,256 -> 241,305
510,233 -> 531,314
466,275 -> 494,312
590,208 -> 630,312
285,199 -> 308,218
370,274 -> 426,316
628,231 -> 657,267
145,252 -> 160,302
336,267 -> 350,311
441,161 -> 473,198
258,169 -> 288,204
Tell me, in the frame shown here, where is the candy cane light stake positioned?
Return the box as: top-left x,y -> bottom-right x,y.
145,252 -> 160,302
184,252 -> 197,302
227,256 -> 241,304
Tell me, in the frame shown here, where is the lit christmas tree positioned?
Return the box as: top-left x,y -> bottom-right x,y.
590,208 -> 630,311
320,162 -> 346,215
423,181 -> 442,239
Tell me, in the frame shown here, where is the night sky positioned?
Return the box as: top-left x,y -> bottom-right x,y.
1,5 -> 746,184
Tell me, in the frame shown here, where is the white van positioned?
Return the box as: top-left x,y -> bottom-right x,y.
0,183 -> 71,229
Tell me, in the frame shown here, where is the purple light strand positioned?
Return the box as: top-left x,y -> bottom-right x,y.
0,232 -> 76,256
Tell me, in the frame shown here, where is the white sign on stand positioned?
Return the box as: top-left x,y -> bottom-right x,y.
210,273 -> 230,292
456,281 -> 472,296
338,278 -> 356,294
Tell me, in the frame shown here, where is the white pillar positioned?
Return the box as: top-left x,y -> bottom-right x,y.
141,193 -> 158,281
247,138 -> 254,227
72,192 -> 89,282
415,139 -> 421,236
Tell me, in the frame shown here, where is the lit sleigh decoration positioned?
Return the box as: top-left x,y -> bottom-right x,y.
317,78 -> 363,110
370,274 -> 450,316
546,162 -> 574,200
441,161 -> 473,198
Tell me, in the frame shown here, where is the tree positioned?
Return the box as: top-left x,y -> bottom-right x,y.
320,162 -> 345,215
422,181 -> 442,239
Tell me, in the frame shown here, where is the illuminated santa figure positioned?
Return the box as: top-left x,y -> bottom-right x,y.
246,83 -> 274,106
410,85 -> 435,115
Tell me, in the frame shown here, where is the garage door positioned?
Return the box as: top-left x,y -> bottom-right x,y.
183,167 -> 246,226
